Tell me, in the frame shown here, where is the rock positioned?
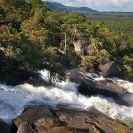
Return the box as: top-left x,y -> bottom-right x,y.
13,106 -> 54,127
99,61 -> 117,77
13,106 -> 62,133
0,49 -> 5,71
66,69 -> 133,106
73,40 -> 88,57
13,106 -> 86,133
25,74 -> 54,88
73,40 -> 87,52
13,106 -> 133,133
0,71 -> 54,87
56,107 -> 133,133
95,80 -> 127,93
0,119 -> 12,133
48,126 -> 73,133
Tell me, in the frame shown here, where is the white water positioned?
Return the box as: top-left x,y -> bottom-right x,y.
84,71 -> 133,93
0,70 -> 133,125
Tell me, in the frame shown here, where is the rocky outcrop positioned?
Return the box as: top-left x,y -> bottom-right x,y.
73,40 -> 87,52
56,107 -> 133,133
66,69 -> 126,93
66,69 -> 133,106
13,106 -> 133,133
13,106 -> 85,133
13,106 -> 60,133
99,61 -> 117,77
0,119 -> 12,133
73,40 -> 88,57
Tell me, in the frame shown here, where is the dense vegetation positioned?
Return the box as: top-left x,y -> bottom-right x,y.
84,13 -> 133,73
0,0 -> 133,81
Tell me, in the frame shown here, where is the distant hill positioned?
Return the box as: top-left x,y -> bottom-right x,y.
46,2 -> 98,13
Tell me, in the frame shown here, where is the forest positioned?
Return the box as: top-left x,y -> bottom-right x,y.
0,0 -> 133,81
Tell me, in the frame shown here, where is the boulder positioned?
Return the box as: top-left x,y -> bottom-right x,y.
99,61 -> 117,77
13,106 -> 63,133
13,105 -> 133,133
13,106 -> 54,128
13,106 -> 87,133
0,119 -> 12,133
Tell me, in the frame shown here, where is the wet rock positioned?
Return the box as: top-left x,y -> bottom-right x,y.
0,119 -> 12,133
66,69 -> 132,106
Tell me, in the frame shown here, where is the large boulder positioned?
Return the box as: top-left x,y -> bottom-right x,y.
13,106 -> 133,133
99,61 -> 117,77
0,119 -> 12,133
66,69 -> 132,106
13,106 -> 85,133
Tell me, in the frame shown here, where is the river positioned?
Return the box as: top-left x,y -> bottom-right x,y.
0,70 -> 133,125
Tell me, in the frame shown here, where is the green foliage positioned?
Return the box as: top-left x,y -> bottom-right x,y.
0,24 -> 19,48
0,0 -> 30,29
43,48 -> 66,84
84,13 -> 133,73
1,0 -> 133,80
79,45 -> 110,70
67,48 -> 81,67
17,33 -> 44,71
28,0 -> 44,8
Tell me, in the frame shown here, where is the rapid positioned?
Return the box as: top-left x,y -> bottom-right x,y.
0,70 -> 133,125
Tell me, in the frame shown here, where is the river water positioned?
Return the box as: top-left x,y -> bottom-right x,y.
0,70 -> 133,125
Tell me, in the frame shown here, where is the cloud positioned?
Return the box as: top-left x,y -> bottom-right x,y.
46,0 -> 133,11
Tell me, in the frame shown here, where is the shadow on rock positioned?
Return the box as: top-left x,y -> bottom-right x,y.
78,83 -> 133,107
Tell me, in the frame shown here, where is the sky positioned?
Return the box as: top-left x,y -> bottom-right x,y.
45,0 -> 133,12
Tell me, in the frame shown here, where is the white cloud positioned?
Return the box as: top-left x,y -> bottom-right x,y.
46,0 -> 133,11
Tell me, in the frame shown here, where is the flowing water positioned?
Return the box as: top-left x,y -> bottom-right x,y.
0,70 -> 133,125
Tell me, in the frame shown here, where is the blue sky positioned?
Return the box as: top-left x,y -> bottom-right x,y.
44,0 -> 133,12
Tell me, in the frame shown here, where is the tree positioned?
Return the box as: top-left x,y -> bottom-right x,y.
0,0 -> 30,29
79,45 -> 110,70
16,33 -> 44,72
21,8 -> 48,48
42,47 -> 65,84
28,0 -> 44,8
